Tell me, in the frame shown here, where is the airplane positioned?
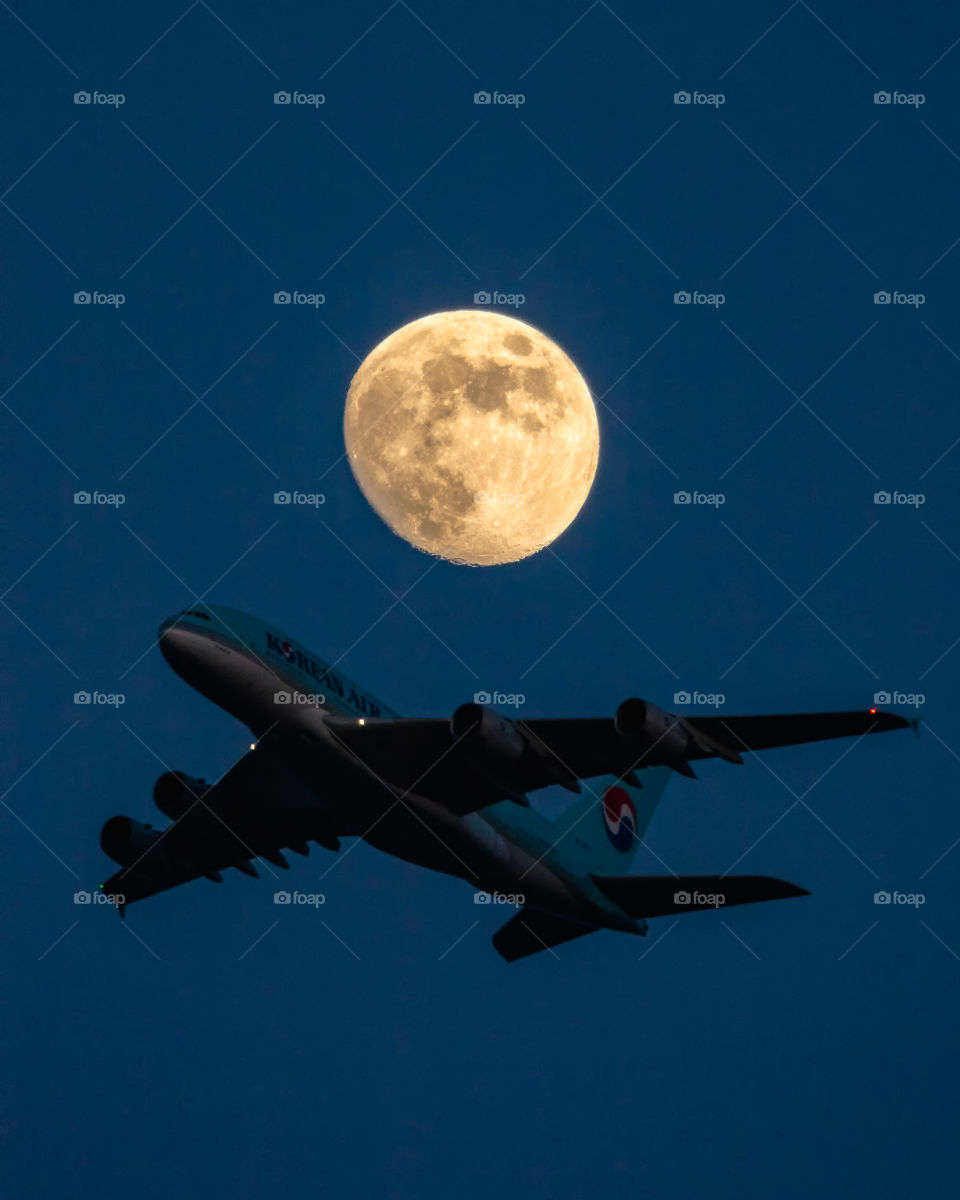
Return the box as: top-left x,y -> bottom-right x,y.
98,604 -> 916,961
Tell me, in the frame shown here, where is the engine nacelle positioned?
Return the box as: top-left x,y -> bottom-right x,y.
614,698 -> 690,761
100,815 -> 164,867
450,703 -> 524,760
153,770 -> 209,820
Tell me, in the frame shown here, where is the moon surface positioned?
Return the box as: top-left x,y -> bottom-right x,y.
343,310 -> 599,565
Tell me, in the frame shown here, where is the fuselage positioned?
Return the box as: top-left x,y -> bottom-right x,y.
157,606 -> 641,933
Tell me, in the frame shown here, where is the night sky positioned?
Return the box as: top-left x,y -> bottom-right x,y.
2,3 -> 958,1196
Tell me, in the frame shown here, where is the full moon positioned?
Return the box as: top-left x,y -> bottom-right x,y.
343,310 -> 599,565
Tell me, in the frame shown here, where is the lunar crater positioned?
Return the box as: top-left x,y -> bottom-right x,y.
344,310 -> 598,565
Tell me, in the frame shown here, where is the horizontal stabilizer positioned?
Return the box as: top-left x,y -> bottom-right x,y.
493,909 -> 601,962
591,873 -> 809,919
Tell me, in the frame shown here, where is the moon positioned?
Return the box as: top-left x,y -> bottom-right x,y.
343,310 -> 599,565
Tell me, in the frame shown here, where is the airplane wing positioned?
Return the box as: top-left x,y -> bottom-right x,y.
100,741 -> 341,913
321,703 -> 914,813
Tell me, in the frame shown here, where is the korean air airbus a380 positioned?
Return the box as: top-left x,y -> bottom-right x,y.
99,605 -> 915,961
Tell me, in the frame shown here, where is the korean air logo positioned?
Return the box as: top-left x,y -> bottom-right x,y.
278,639 -> 295,662
602,785 -> 637,852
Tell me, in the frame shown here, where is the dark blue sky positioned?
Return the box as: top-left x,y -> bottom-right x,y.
2,2 -> 958,1196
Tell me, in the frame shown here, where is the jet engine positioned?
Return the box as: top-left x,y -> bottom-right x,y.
614,698 -> 690,761
450,702 -> 525,760
153,770 -> 209,820
100,816 -> 164,868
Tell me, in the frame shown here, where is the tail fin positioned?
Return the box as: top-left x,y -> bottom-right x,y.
551,767 -> 671,876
